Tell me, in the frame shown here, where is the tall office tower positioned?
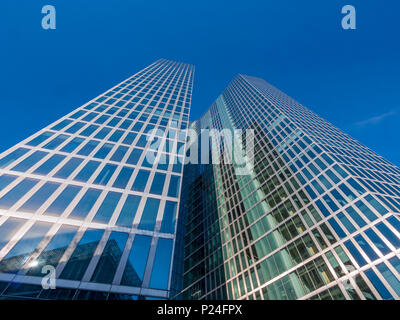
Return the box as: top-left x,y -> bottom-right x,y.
176,74 -> 400,300
0,59 -> 194,300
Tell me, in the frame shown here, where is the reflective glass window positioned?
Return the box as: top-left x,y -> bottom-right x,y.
65,122 -> 85,134
0,174 -> 17,192
354,234 -> 379,261
18,182 -> 60,213
93,191 -> 122,224
0,221 -> 52,273
120,235 -> 152,287
69,188 -> 102,220
26,225 -> 79,276
43,134 -> 69,150
60,137 -> 85,153
149,238 -> 173,290
113,167 -> 134,189
160,201 -> 177,233
94,143 -> 114,159
26,132 -> 54,147
365,269 -> 393,300
131,170 -> 150,192
12,151 -> 48,172
0,217 -> 26,251
54,157 -> 83,179
59,229 -> 104,280
167,175 -> 180,198
0,148 -> 30,168
93,164 -> 117,186
376,263 -> 400,296
150,173 -> 166,195
110,146 -> 128,162
33,154 -> 66,175
74,160 -> 100,182
126,148 -> 142,165
138,198 -> 160,231
94,127 -> 111,139
0,178 -> 39,209
90,231 -> 128,284
77,140 -> 100,156
116,195 -> 141,228
45,185 -> 82,216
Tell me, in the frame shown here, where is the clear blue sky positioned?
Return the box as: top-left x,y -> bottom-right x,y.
1,0 -> 400,165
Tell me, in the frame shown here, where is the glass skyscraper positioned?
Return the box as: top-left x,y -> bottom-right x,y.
175,74 -> 400,300
0,59 -> 194,300
1,59 -> 400,301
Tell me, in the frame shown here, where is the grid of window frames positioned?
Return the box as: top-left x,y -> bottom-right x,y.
177,74 -> 400,300
0,59 -> 194,300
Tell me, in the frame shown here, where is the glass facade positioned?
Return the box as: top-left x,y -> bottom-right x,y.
0,59 -> 193,300
1,61 -> 400,301
174,75 -> 400,300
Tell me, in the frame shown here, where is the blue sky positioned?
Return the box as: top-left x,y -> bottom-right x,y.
1,0 -> 400,165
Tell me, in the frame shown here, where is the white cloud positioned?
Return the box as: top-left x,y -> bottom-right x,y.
354,110 -> 397,127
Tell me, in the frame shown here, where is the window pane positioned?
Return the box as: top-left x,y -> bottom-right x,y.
60,137 -> 85,153
167,175 -> 180,198
54,157 -> 83,179
51,119 -> 72,131
80,124 -> 99,137
0,221 -> 52,273
365,269 -> 393,300
160,201 -> 177,233
109,130 -> 124,143
120,235 -> 152,286
150,238 -> 173,290
90,231 -> 129,284
65,122 -> 85,134
113,165 -> 135,189
26,132 -> 54,147
116,195 -> 141,228
93,164 -> 117,186
45,185 -> 82,216
94,127 -> 111,139
376,263 -> 400,296
33,154 -> 66,175
0,217 -> 26,250
126,148 -> 142,165
131,170 -> 150,192
43,134 -> 69,150
138,198 -> 160,231
122,132 -> 136,145
18,182 -> 60,213
365,228 -> 391,255
59,229 -> 104,280
93,192 -> 122,224
0,148 -> 30,168
77,140 -> 100,156
150,173 -> 166,195
0,174 -> 17,192
94,143 -> 114,159
11,151 -> 48,172
26,225 -> 79,276
74,160 -> 100,182
69,188 -> 102,220
110,146 -> 128,162
0,178 -> 39,209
